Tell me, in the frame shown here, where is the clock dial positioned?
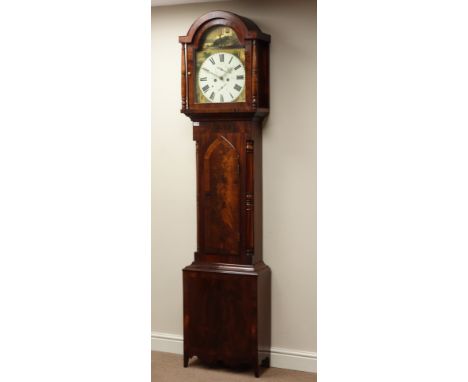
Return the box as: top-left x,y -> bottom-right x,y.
197,52 -> 246,104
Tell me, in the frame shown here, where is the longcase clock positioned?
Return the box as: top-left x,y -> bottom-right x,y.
179,11 -> 271,378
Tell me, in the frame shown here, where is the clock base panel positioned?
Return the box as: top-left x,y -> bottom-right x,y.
183,262 -> 271,378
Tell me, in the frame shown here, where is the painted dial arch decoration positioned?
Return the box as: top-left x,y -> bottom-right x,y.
197,52 -> 246,103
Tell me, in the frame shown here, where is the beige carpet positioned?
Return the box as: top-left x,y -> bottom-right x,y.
152,351 -> 317,381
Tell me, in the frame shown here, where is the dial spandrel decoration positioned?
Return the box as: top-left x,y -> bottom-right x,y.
195,26 -> 246,104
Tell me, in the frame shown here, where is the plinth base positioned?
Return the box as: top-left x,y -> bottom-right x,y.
183,262 -> 271,378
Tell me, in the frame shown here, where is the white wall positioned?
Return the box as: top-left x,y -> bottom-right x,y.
152,0 -> 316,367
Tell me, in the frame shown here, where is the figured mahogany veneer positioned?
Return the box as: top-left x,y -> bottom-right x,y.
179,11 -> 271,378
183,262 -> 271,377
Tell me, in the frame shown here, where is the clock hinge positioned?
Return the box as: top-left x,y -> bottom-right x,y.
245,140 -> 254,255
184,43 -> 189,109
252,40 -> 258,109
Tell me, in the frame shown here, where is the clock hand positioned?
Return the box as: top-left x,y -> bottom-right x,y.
218,82 -> 228,92
202,67 -> 222,79
217,65 -> 236,75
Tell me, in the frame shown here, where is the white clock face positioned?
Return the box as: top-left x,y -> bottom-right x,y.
197,52 -> 246,103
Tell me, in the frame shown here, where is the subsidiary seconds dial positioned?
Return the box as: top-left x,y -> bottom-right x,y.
198,52 -> 246,103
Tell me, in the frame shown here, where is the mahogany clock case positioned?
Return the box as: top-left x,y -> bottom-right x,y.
179,11 -> 271,378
